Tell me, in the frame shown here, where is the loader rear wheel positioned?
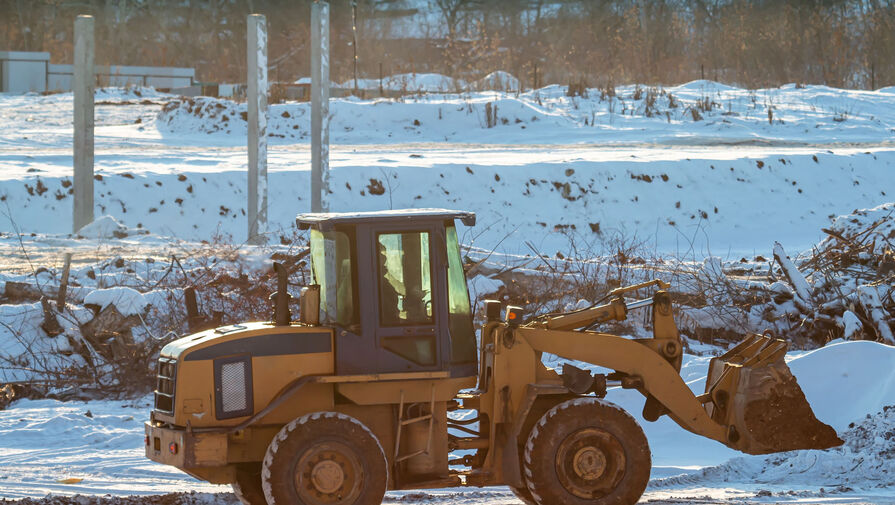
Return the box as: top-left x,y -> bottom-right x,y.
523,398 -> 650,505
233,463 -> 266,505
262,412 -> 388,505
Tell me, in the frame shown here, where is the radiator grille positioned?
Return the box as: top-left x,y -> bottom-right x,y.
220,361 -> 248,413
213,355 -> 253,419
154,357 -> 176,414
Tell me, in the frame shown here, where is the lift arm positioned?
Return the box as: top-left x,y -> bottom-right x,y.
516,327 -> 730,446
543,279 -> 670,331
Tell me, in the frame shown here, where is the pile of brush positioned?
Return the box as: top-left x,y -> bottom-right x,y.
768,203 -> 894,345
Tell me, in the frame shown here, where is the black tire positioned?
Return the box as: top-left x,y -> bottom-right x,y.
512,395 -> 574,505
523,398 -> 651,505
233,463 -> 267,505
510,485 -> 538,505
261,411 -> 388,505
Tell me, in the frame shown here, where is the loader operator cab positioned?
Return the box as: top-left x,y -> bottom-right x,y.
297,209 -> 478,379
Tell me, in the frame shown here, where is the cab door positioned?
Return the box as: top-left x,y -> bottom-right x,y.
372,225 -> 445,373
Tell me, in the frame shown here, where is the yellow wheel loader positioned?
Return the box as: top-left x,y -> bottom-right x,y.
145,209 -> 841,505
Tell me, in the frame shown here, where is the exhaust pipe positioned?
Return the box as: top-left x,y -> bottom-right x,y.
272,262 -> 291,326
185,286 -> 202,332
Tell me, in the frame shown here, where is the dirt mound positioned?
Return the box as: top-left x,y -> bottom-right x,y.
157,97 -> 244,135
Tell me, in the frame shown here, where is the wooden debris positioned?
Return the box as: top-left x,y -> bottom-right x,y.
841,310 -> 863,340
56,252 -> 72,309
39,296 -> 64,337
5,281 -> 47,302
773,242 -> 813,311
0,384 -> 15,410
80,304 -> 141,360
856,285 -> 895,345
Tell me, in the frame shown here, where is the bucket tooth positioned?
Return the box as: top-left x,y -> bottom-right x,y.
705,334 -> 843,455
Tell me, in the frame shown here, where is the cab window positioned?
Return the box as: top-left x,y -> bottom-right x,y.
377,231 -> 433,326
445,224 -> 476,363
310,229 -> 356,326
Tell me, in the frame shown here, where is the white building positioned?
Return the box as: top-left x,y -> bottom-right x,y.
0,50 -> 194,93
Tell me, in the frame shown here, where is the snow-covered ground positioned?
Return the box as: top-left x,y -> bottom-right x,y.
1,79 -> 894,502
1,81 -> 893,256
1,341 -> 894,502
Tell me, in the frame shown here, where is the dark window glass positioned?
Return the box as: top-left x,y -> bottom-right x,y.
310,229 -> 355,326
382,335 -> 436,366
445,225 -> 477,363
377,232 -> 433,327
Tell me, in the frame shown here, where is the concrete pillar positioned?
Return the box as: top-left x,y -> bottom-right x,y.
311,1 -> 330,213
247,14 -> 268,244
73,15 -> 94,233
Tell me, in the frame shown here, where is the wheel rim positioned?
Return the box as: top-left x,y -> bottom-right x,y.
555,427 -> 626,499
294,441 -> 364,505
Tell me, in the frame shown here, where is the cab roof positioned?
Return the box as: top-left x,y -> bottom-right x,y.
296,208 -> 476,231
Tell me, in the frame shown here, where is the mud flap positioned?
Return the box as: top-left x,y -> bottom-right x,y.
704,334 -> 843,455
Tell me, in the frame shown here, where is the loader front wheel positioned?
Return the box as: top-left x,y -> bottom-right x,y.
523,398 -> 650,505
510,485 -> 538,505
262,412 -> 388,505
232,463 -> 266,505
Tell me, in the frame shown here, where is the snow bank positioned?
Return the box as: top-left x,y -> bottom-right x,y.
83,287 -> 149,316
137,80 -> 895,251
788,341 -> 895,433
154,79 -> 895,145
0,302 -> 84,382
473,71 -> 520,91
93,86 -> 172,104
339,73 -> 464,92
5,82 -> 895,254
653,404 -> 895,489
157,97 -> 245,135
76,215 -> 134,239
467,275 -> 503,304
822,202 -> 895,249
294,77 -> 340,87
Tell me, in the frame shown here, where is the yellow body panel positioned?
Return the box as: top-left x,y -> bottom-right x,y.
153,322 -> 335,427
337,377 -> 474,405
148,321 -> 475,489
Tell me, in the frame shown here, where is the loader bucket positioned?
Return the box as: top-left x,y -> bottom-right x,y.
704,334 -> 843,455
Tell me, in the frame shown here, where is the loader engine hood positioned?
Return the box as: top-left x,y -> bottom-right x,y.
153,322 -> 334,425
159,322 -> 332,361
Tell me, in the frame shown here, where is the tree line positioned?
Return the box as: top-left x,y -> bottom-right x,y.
2,0 -> 894,90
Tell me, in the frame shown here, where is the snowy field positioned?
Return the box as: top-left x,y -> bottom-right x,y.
0,81 -> 893,256
2,341 -> 895,502
0,79 -> 894,502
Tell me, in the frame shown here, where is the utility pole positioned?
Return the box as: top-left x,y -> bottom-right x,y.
247,14 -> 268,244
311,1 -> 330,213
352,0 -> 359,94
73,15 -> 94,233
